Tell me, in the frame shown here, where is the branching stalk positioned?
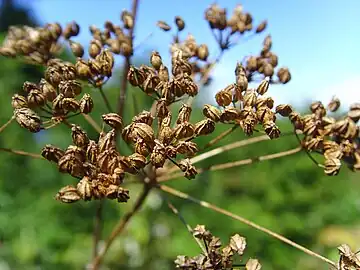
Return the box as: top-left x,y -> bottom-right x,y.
0,116 -> 15,133
158,184 -> 337,268
0,147 -> 43,159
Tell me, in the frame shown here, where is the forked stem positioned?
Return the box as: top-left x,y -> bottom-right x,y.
158,184 -> 337,268
0,116 -> 15,133
91,185 -> 151,269
158,146 -> 302,182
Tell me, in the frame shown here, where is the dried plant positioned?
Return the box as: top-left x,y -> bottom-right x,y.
0,1 -> 358,270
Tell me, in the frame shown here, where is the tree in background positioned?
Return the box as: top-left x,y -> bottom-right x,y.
0,1 -> 359,270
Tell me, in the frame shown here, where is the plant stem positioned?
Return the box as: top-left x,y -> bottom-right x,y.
93,200 -> 103,260
91,184 -> 151,269
117,0 -> 139,117
158,184 -> 337,268
0,147 -> 43,159
99,86 -> 113,112
0,116 -> 15,133
82,113 -> 102,133
158,146 -> 302,182
203,125 -> 238,150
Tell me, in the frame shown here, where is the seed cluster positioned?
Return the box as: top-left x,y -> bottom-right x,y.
12,59 -> 93,132
276,98 -> 360,175
209,64 -> 281,138
337,244 -> 360,269
175,225 -> 261,270
42,116 -> 135,203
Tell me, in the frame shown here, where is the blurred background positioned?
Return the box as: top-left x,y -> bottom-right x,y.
0,0 -> 359,269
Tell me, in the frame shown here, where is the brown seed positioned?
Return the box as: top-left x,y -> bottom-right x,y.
39,79 -> 57,102
194,118 -> 215,136
41,144 -> 64,163
179,158 -> 197,180
117,187 -> 130,203
177,104 -> 192,124
58,154 -> 85,178
243,89 -> 257,107
86,140 -> 98,164
71,125 -> 89,148
175,141 -> 198,157
174,122 -> 195,140
275,104 -> 293,117
215,89 -> 232,107
150,51 -> 162,70
324,157 -> 341,176
79,93 -> 94,114
89,39 -> 102,58
127,66 -> 146,87
63,21 -> 80,39
263,121 -> 281,139
121,10 -> 134,29
62,98 -> 80,112
75,59 -> 92,79
58,80 -> 82,98
102,113 -> 123,130
256,77 -> 270,95
14,107 -> 41,133
203,104 -> 221,122
327,96 -> 341,112
277,67 -> 291,84
348,103 -> 360,123
256,20 -> 267,33
197,44 -> 209,61
55,185 -> 81,203
220,107 -> 239,122
157,21 -> 171,31
174,16 -> 185,31
69,40 -> 84,57
77,177 -> 92,201
150,140 -> 166,168
11,94 -> 28,109
128,153 -> 147,170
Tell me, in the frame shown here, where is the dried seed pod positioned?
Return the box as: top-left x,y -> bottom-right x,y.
239,116 -> 257,136
134,138 -> 151,157
324,157 -> 341,176
71,125 -> 89,148
157,21 -> 171,31
63,21 -> 80,39
142,74 -> 160,94
55,185 -> 81,203
150,140 -> 166,168
150,51 -> 162,70
79,93 -> 94,114
89,39 -> 102,58
269,53 -> 278,67
98,130 -> 116,152
127,66 -> 146,87
327,97 -> 340,112
132,122 -> 155,143
236,74 -> 248,93
58,154 -> 85,178
14,107 -> 41,133
220,107 -> 239,122
243,89 -> 257,107
229,234 -> 247,255
175,16 -> 185,31
175,141 -> 198,157
77,177 -> 92,201
11,94 -> 28,109
256,77 -> 270,95
179,158 -> 197,179
246,259 -> 262,270
39,78 -> 57,102
23,81 -> 39,93
289,111 -> 304,130
64,145 -> 86,162
193,224 -> 212,240
62,98 -> 80,112
197,44 -> 209,61
277,67 -> 291,84
194,118 -> 215,136
263,121 -> 281,139
215,89 -> 232,107
256,107 -> 274,123
310,101 -> 326,117
27,89 -> 46,108
275,104 -> 293,117
75,58 -> 92,79
117,187 -> 130,203
256,20 -> 267,33
174,122 -> 195,140
263,63 -> 274,77
41,144 -> 64,163
203,104 -> 221,122
69,40 -> 84,57
348,103 -> 360,123
121,10 -> 134,29
177,104 -> 192,124
128,153 -> 147,170
132,110 -> 154,126
58,80 -> 82,98
86,140 -> 98,164
102,113 -> 123,130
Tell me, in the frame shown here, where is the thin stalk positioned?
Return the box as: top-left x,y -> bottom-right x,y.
99,86 -> 113,112
0,116 -> 15,133
158,184 -> 337,269
91,184 -> 151,269
158,146 -> 302,182
82,113 -> 102,134
93,200 -> 104,260
165,197 -> 208,256
203,125 -> 238,150
0,147 -> 43,159
117,0 -> 140,117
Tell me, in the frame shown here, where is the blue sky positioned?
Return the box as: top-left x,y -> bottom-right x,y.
15,0 -> 360,109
